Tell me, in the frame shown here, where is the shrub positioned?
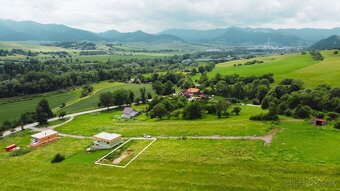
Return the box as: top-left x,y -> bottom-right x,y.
312,111 -> 325,119
293,105 -> 312,119
284,109 -> 293,117
334,121 -> 340,129
51,153 -> 65,163
327,112 -> 340,120
252,98 -> 260,105
232,106 -> 242,115
10,147 -> 31,157
250,112 -> 279,121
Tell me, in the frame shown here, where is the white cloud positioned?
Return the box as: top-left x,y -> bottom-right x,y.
0,0 -> 340,33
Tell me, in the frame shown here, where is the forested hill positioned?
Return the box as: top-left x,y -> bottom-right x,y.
310,35 -> 340,50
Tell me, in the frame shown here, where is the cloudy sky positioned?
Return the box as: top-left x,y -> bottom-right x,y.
0,0 -> 340,33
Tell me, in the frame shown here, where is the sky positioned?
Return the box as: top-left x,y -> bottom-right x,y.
0,0 -> 340,33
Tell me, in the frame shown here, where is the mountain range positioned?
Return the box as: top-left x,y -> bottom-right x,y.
1,19 -> 340,47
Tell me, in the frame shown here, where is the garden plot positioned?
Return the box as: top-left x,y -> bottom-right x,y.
95,138 -> 156,168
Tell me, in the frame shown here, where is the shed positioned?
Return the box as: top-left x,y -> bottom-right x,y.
312,118 -> 328,126
121,107 -> 139,119
93,132 -> 122,149
30,130 -> 58,149
5,144 -> 17,151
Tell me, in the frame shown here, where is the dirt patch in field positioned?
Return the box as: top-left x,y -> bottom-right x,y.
112,149 -> 134,164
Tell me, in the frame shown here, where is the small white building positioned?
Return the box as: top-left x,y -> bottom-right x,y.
93,132 -> 122,149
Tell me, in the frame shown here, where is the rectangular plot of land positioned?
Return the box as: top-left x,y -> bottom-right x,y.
95,138 -> 156,168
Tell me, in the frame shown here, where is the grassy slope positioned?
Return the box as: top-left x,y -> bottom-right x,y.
61,82 -> 154,114
56,105 -> 271,137
204,50 -> 340,88
0,81 -> 153,123
0,89 -> 81,123
0,120 -> 339,190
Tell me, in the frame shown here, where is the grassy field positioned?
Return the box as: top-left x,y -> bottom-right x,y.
97,139 -> 154,166
0,118 -> 339,190
56,105 -> 272,137
0,81 -> 154,123
0,41 -> 72,51
61,82 -> 154,114
202,50 -> 340,88
0,89 -> 81,123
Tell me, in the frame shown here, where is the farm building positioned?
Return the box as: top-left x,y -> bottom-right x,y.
179,88 -> 201,96
179,88 -> 208,101
93,132 -> 122,149
312,118 -> 328,126
30,130 -> 58,149
121,107 -> 139,119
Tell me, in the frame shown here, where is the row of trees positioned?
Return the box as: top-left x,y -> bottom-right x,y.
99,88 -> 152,108
147,96 -> 241,120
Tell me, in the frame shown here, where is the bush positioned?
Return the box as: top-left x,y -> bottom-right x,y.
51,153 -> 65,163
284,109 -> 293,117
327,112 -> 340,120
252,98 -> 260,105
293,105 -> 312,119
10,147 -> 31,157
250,112 -> 279,121
334,121 -> 340,129
232,106 -> 242,115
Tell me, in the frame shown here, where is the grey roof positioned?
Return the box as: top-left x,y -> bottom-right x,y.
123,107 -> 139,116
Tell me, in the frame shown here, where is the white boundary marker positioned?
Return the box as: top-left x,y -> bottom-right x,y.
95,137 -> 157,168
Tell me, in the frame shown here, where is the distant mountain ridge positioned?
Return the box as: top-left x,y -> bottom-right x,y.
1,19 -> 340,47
159,27 -> 340,45
310,35 -> 340,50
0,19 -> 100,41
98,30 -> 183,42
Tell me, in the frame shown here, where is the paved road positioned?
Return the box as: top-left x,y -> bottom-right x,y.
2,105 -> 119,137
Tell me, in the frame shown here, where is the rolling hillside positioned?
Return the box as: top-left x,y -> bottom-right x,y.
203,50 -> 340,87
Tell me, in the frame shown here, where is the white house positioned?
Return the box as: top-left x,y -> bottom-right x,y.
93,132 -> 122,149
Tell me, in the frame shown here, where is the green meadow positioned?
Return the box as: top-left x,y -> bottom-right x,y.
0,81 -> 154,123
0,89 -> 81,123
61,82 -> 154,114
56,105 -> 271,137
0,114 -> 339,190
203,50 -> 340,88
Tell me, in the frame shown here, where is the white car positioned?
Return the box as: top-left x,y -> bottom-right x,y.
144,134 -> 152,138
